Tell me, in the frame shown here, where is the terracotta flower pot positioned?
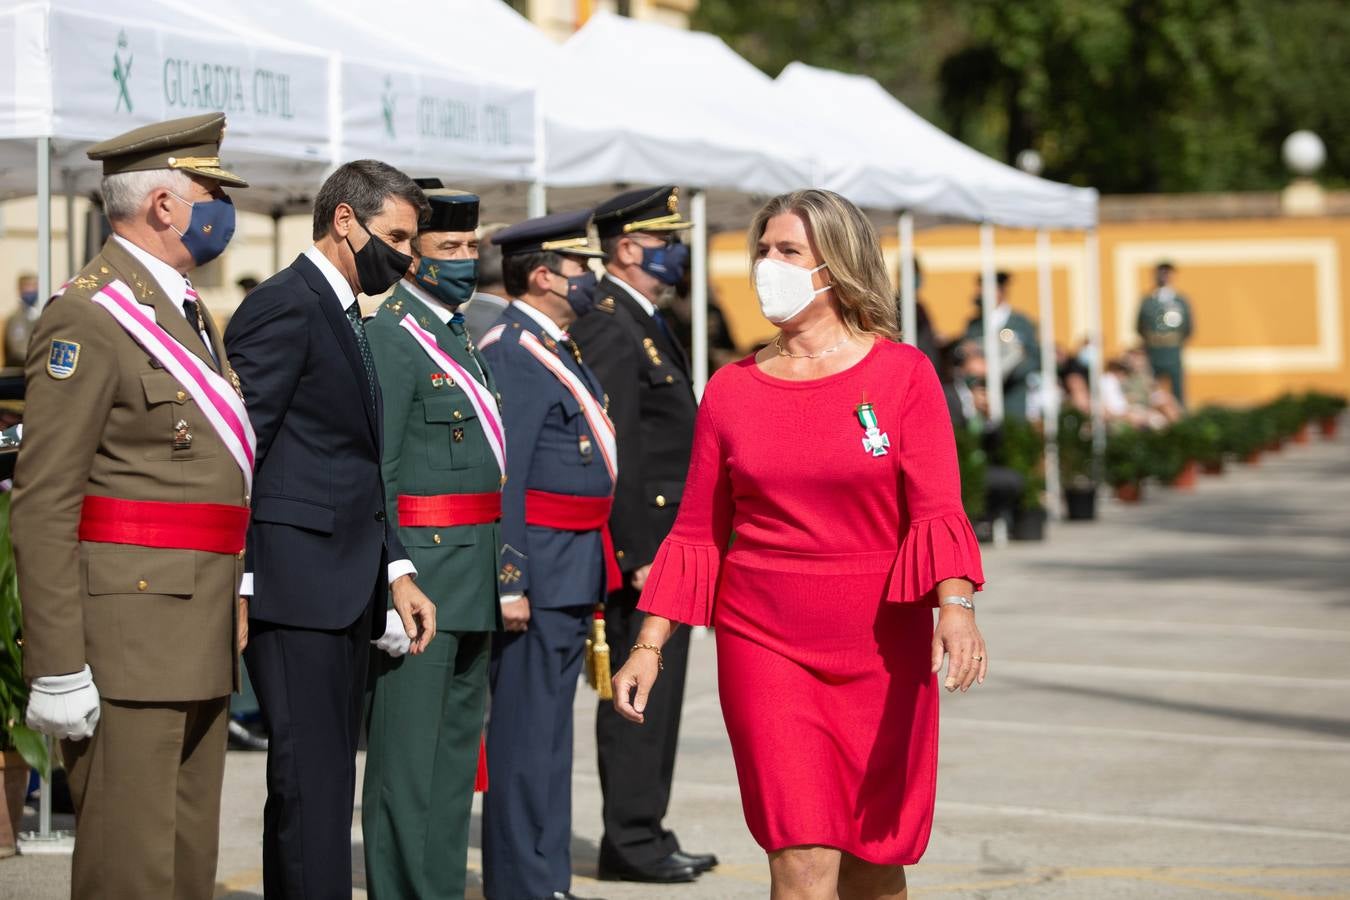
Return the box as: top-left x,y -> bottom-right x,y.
1293,424 -> 1310,444
1168,461 -> 1199,490
1321,417 -> 1339,439
0,750 -> 29,858
1242,450 -> 1262,465
1114,482 -> 1143,503
1201,460 -> 1225,476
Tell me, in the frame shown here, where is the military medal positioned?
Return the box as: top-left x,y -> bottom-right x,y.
172,418 -> 194,450
856,402 -> 890,457
452,426 -> 465,443
1163,309 -> 1183,328
431,373 -> 444,389
643,337 -> 663,367
578,434 -> 594,463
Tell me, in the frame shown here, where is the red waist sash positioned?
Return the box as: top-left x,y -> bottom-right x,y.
78,495 -> 249,555
397,492 -> 502,527
524,490 -> 621,593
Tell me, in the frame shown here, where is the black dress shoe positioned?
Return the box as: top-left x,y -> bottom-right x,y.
670,849 -> 719,873
597,852 -> 699,883
549,893 -> 603,900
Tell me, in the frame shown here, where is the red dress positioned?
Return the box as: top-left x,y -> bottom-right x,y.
639,339 -> 984,865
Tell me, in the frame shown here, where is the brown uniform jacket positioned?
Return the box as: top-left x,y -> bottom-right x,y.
11,237 -> 246,701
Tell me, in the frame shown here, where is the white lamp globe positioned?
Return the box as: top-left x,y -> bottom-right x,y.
1283,131 -> 1325,176
1015,148 -> 1043,176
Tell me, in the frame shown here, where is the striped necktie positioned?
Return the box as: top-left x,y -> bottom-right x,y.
345,303 -> 378,408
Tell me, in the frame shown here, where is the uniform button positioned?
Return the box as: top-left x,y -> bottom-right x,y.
655,495 -> 667,508
175,390 -> 187,401
665,375 -> 674,384
452,410 -> 462,420
136,579 -> 148,591
616,550 -> 625,560
433,533 -> 442,544
375,510 -> 386,522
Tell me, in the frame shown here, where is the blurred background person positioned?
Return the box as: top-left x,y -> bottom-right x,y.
963,270 -> 1040,420
895,256 -> 939,371
4,272 -> 40,368
463,221 -> 509,343
1136,260 -> 1194,407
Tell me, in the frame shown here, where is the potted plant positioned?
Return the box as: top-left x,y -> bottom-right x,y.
1104,426 -> 1149,502
1189,409 -> 1228,475
1058,408 -> 1097,520
1304,392 -> 1347,438
994,418 -> 1047,541
953,423 -> 987,524
1157,419 -> 1202,490
1,493 -> 47,857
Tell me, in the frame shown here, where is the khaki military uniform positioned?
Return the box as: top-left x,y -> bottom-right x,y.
11,236 -> 246,899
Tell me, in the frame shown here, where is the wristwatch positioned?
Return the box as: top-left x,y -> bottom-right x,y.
940,595 -> 975,612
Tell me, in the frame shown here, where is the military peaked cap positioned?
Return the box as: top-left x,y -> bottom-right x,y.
491,209 -> 605,258
86,112 -> 248,188
592,185 -> 691,240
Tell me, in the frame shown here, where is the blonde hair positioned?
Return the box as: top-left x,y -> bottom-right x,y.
748,189 -> 899,340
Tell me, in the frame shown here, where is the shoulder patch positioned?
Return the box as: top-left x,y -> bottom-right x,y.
46,339 -> 81,379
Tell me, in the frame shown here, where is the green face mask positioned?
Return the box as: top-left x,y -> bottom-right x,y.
415,256 -> 479,309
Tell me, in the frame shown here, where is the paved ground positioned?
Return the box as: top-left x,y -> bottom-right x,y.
5,429 -> 1349,899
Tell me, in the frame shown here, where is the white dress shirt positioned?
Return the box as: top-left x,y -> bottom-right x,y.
510,298 -> 568,341
402,278 -> 455,324
602,272 -> 658,317
113,235 -> 214,359
241,247 -> 415,597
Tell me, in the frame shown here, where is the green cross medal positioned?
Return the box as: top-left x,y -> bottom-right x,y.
856,402 -> 890,457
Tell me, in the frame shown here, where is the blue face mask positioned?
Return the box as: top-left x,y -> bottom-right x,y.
550,269 -> 600,317
169,192 -> 236,266
640,240 -> 689,286
415,256 -> 478,310
19,290 -> 38,308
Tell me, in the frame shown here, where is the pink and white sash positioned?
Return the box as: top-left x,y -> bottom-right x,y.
90,280 -> 257,491
397,315 -> 506,476
518,330 -> 618,484
478,324 -> 506,351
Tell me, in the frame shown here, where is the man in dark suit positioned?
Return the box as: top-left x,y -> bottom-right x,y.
571,186 -> 712,884
477,210 -> 612,900
226,159 -> 438,899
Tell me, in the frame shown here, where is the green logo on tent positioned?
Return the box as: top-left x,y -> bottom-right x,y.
113,31 -> 134,113
382,77 -> 396,140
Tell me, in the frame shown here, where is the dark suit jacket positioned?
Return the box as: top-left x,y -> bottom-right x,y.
480,303 -> 611,610
226,252 -> 405,630
570,277 -> 696,573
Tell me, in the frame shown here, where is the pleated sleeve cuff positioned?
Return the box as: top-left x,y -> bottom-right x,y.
636,537 -> 721,627
886,513 -> 985,605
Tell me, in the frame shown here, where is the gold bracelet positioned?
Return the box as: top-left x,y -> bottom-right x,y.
631,642 -> 664,670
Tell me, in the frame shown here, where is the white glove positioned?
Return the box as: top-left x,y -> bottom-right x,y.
26,665 -> 101,741
371,608 -> 412,658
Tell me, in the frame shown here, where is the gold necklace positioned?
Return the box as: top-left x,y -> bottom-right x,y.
773,332 -> 851,359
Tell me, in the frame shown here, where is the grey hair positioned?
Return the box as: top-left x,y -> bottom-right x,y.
311,160 -> 429,240
100,169 -> 193,222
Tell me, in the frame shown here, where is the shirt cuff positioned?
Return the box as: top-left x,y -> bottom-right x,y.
387,559 -> 417,584
239,573 -> 254,596
500,592 -> 524,605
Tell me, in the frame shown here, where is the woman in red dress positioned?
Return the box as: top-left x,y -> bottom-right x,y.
611,189 -> 989,900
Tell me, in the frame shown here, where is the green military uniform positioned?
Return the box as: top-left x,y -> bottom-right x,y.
11,114 -> 249,900
1137,287 -> 1193,406
965,306 -> 1042,421
362,189 -> 503,899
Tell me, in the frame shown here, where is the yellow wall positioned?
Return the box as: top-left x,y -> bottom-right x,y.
710,216 -> 1350,406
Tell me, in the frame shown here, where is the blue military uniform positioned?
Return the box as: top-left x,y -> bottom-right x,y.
479,210 -> 612,900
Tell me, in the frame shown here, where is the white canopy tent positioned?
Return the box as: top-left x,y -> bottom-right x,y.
775,62 -> 1103,528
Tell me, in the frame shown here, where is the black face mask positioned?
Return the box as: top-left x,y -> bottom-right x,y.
346,219 -> 413,296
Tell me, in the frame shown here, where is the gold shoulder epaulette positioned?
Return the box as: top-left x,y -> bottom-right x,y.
597,296 -> 616,314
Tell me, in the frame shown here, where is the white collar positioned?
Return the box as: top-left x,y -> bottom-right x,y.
304,245 -> 358,311
603,272 -> 657,317
113,235 -> 188,310
511,299 -> 568,341
994,303 -> 1012,329
400,278 -> 454,324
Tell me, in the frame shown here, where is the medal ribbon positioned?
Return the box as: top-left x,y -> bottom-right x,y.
518,330 -> 618,485
397,315 -> 506,477
91,280 -> 256,491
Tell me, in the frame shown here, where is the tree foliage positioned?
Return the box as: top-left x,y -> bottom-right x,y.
693,0 -> 1348,193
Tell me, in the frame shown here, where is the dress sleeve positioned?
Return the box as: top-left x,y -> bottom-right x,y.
637,386 -> 732,627
887,353 -> 985,605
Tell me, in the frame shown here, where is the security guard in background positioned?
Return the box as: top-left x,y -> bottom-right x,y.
1136,260 -> 1194,407
478,210 -> 612,900
572,186 -> 713,884
964,271 -> 1042,420
362,182 -> 503,898
12,113 -> 251,899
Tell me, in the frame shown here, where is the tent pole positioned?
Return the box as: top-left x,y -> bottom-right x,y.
271,209 -> 283,274
1085,229 -> 1106,483
898,211 -> 916,347
690,188 -> 709,399
37,137 -> 56,842
527,180 -> 547,219
528,100 -> 547,218
1036,229 -> 1060,522
63,169 -> 76,280
978,223 -> 1006,547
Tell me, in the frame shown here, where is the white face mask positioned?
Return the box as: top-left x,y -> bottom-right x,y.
754,257 -> 830,324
